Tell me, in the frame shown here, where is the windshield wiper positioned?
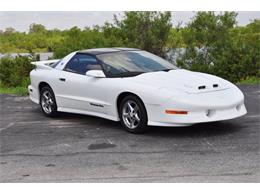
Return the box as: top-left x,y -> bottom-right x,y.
159,69 -> 173,72
109,71 -> 145,78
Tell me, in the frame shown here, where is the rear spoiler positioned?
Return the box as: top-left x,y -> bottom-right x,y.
31,59 -> 60,70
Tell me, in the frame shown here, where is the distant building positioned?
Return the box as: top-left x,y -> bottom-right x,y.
0,52 -> 53,61
35,52 -> 54,60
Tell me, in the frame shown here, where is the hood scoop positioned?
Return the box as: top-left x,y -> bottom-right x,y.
198,84 -> 219,90
198,85 -> 206,90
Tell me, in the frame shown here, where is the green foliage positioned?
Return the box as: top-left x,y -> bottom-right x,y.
177,12 -> 260,82
0,23 -> 64,53
0,56 -> 33,87
167,27 -> 186,48
114,11 -> 172,57
53,26 -> 110,58
29,23 -> 47,34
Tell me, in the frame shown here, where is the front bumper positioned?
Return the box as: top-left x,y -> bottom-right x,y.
147,103 -> 246,126
146,87 -> 247,127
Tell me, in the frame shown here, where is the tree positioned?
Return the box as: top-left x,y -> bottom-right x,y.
102,22 -> 124,47
29,23 -> 46,34
114,11 -> 172,57
116,12 -> 172,56
53,26 -> 108,58
178,12 -> 241,81
3,27 -> 16,35
167,27 -> 186,49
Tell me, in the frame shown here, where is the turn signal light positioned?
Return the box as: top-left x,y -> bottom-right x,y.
165,110 -> 188,115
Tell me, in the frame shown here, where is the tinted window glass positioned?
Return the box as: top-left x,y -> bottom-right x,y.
96,50 -> 177,77
64,54 -> 101,75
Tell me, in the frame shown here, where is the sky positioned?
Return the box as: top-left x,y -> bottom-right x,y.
0,11 -> 259,32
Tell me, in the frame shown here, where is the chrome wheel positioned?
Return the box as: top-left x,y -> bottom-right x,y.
122,100 -> 141,129
41,90 -> 54,114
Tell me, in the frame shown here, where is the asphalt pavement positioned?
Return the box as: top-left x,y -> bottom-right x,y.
0,84 -> 259,182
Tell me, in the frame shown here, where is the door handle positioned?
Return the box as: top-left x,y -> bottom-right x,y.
59,78 -> 66,82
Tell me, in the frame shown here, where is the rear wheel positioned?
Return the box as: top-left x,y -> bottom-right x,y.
119,95 -> 148,133
40,86 -> 58,117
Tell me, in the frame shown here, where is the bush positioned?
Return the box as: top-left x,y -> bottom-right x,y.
176,12 -> 260,83
0,56 -> 33,87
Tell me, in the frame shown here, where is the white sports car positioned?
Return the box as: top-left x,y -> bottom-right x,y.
28,48 -> 247,133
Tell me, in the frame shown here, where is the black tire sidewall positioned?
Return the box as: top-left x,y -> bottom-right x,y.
119,95 -> 148,133
40,86 -> 58,117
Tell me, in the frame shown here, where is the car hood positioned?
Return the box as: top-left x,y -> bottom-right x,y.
129,69 -> 231,94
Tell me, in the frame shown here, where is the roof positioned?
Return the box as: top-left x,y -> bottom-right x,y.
78,47 -> 140,55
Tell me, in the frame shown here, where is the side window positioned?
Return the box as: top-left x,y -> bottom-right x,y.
64,54 -> 101,75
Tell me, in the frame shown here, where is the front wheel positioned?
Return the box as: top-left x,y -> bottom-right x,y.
119,95 -> 148,133
40,86 -> 58,117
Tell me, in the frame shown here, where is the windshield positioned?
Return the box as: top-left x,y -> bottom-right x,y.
96,50 -> 178,77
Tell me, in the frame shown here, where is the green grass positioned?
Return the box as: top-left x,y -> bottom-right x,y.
0,86 -> 28,96
238,77 -> 260,84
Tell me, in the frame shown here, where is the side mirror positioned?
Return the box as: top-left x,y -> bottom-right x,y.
86,70 -> 106,78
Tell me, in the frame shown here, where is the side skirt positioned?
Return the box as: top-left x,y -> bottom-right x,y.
57,107 -> 120,122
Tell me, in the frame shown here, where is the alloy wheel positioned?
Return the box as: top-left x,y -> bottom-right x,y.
122,100 -> 141,129
41,90 -> 54,114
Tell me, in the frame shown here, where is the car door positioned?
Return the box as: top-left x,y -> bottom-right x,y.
55,53 -> 109,114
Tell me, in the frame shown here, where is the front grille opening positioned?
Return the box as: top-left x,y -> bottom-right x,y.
213,84 -> 219,88
198,85 -> 206,90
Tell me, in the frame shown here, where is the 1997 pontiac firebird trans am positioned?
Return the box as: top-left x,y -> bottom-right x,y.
28,48 -> 247,133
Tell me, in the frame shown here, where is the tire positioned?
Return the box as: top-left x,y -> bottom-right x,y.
40,86 -> 58,117
119,95 -> 148,133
